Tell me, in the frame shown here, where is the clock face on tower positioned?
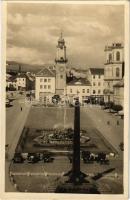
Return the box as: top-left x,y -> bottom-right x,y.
59,66 -> 64,72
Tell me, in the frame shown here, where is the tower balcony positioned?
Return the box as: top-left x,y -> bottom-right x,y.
55,58 -> 68,64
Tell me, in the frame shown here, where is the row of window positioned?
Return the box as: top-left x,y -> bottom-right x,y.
70,89 -> 90,94
108,51 -> 121,62
17,79 -> 25,81
93,75 -> 102,79
69,89 -> 102,94
40,78 -> 51,83
93,90 -> 102,94
40,85 -> 51,89
93,82 -> 103,86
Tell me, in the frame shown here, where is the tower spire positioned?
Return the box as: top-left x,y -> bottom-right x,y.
60,30 -> 63,39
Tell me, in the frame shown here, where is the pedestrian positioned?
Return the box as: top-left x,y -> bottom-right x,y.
21,107 -> 22,111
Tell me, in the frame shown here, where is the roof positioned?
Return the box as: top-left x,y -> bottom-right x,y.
89,68 -> 104,75
17,73 -> 26,78
7,76 -> 17,82
67,78 -> 91,86
36,67 -> 56,77
113,79 -> 124,87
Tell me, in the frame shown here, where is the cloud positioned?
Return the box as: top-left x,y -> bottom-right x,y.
6,3 -> 124,68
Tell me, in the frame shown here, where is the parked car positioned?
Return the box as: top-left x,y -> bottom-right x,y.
43,156 -> 54,163
96,152 -> 109,165
27,153 -> 40,163
82,151 -> 94,163
13,153 -> 24,163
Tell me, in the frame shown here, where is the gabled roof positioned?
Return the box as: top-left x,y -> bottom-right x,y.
67,78 -> 91,86
36,67 -> 56,77
89,68 -> 104,75
7,76 -> 17,82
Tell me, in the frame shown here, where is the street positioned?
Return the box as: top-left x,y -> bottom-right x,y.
5,95 -> 31,191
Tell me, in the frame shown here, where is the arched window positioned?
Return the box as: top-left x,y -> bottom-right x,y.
109,53 -> 112,62
116,67 -> 120,77
116,51 -> 120,61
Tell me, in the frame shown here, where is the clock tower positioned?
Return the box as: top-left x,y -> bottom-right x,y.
55,32 -> 68,95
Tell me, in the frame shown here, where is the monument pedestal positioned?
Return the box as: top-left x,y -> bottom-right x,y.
55,180 -> 99,194
65,170 -> 87,185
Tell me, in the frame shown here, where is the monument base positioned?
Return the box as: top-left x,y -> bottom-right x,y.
55,170 -> 100,194
55,181 -> 100,194
65,170 -> 87,185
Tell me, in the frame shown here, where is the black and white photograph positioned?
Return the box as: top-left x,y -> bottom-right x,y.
1,1 -> 129,199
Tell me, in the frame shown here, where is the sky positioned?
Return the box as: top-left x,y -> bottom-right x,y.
7,3 -> 124,69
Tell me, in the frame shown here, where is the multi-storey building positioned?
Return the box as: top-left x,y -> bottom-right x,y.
6,73 -> 26,91
16,74 -> 26,90
66,78 -> 91,105
6,76 -> 17,90
35,68 -> 56,102
104,43 -> 124,102
88,68 -> 104,102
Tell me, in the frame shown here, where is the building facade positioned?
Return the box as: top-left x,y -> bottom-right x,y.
113,79 -> 124,107
35,68 -> 56,102
6,76 -> 17,90
88,68 -> 104,102
16,74 -> 26,90
6,73 -> 26,91
66,78 -> 91,105
104,43 -> 124,102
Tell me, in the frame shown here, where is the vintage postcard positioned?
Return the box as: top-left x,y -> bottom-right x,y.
0,1 -> 129,200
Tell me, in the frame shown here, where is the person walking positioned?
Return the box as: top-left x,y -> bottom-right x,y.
21,107 -> 22,111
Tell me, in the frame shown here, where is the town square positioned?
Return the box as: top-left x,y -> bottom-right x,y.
4,2 -> 125,194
